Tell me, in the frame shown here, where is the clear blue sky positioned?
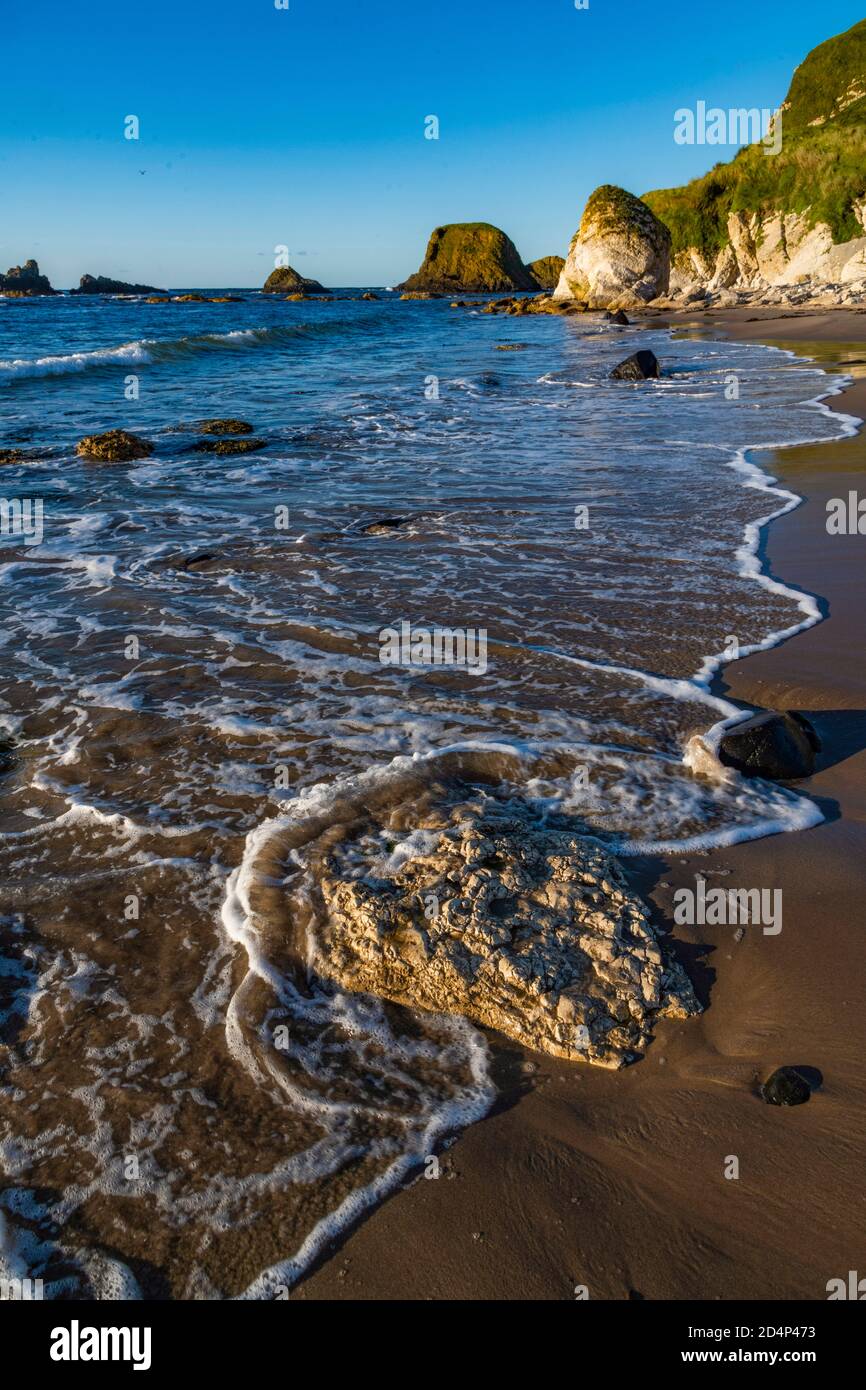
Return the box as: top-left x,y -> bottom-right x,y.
3,1 -> 863,288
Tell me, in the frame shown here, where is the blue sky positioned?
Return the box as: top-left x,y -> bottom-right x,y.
3,1 -> 863,288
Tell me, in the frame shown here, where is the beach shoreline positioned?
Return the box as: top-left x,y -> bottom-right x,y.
295,307 -> 866,1302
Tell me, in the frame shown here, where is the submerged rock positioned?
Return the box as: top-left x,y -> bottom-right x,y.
398,223 -> 537,294
528,255 -> 566,289
610,349 -> 660,380
71,273 -> 165,295
554,186 -> 671,307
195,419 -> 254,435
76,430 -> 154,462
761,1067 -> 811,1106
263,266 -> 330,294
191,437 -> 267,455
0,448 -> 27,465
0,259 -> 56,296
311,794 -> 699,1069
719,711 -> 819,780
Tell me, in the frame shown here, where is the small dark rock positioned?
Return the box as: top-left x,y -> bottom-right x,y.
761,1067 -> 812,1106
719,710 -> 819,780
610,350 -> 659,380
605,310 -> 630,325
191,437 -> 267,456
195,419 -> 254,435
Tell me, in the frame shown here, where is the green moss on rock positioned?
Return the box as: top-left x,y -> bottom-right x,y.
263,266 -> 330,294
398,223 -> 537,293
527,255 -> 565,289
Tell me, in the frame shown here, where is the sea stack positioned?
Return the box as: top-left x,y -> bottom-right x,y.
0,259 -> 56,296
398,223 -> 538,293
262,266 -> 330,294
553,185 -> 671,308
527,255 -> 566,289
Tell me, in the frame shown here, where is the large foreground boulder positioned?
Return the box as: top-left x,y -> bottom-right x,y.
72,273 -> 165,295
311,794 -> 699,1069
398,223 -> 538,293
0,259 -> 56,296
719,711 -> 819,780
528,255 -> 566,289
262,265 -> 330,294
554,185 -> 671,307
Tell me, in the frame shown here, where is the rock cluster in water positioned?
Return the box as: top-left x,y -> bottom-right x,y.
0,258 -> 56,296
312,795 -> 699,1069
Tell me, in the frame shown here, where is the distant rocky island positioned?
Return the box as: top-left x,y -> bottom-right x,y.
262,265 -> 330,295
72,273 -> 166,296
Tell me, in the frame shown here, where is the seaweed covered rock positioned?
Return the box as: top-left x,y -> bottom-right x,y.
310,793 -> 699,1069
0,259 -> 56,296
72,274 -> 165,296
554,186 -> 671,307
195,419 -> 254,435
76,430 -> 154,462
528,255 -> 566,289
191,437 -> 267,456
263,265 -> 330,294
398,223 -> 538,293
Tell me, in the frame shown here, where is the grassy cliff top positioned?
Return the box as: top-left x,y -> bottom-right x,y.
644,19 -> 866,258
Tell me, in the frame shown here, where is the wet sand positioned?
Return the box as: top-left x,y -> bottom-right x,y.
298,309 -> 866,1301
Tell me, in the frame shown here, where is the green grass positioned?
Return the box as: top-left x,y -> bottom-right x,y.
643,19 -> 866,259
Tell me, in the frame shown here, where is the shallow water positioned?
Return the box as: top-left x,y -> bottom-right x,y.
0,291 -> 854,1296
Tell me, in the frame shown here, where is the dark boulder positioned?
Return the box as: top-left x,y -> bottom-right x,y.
195,419 -> 254,435
605,309 -> 630,325
761,1067 -> 812,1106
263,266 -> 330,295
191,438 -> 267,456
719,710 -> 819,780
610,349 -> 659,380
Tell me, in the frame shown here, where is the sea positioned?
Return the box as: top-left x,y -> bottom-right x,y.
0,288 -> 856,1297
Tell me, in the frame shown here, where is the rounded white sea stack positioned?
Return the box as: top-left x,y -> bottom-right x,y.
554,184 -> 672,307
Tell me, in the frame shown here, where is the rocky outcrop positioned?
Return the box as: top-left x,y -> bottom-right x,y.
191,437 -> 267,455
527,255 -> 566,289
398,223 -> 538,294
719,711 -> 819,780
76,430 -> 153,462
0,259 -> 56,296
644,20 -> 866,304
262,266 -> 330,294
72,273 -> 165,296
553,186 -> 671,308
195,419 -> 254,435
311,794 -> 699,1069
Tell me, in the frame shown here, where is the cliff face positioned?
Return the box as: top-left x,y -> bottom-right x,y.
399,223 -> 538,293
553,186 -> 671,307
262,265 -> 329,294
643,18 -> 866,297
0,259 -> 55,295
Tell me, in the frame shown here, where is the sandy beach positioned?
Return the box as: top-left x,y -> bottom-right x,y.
295,310 -> 866,1301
